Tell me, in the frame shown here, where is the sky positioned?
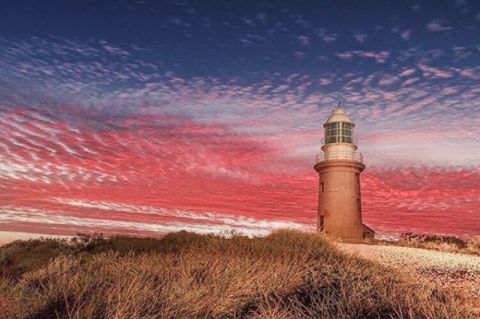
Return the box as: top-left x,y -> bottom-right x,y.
0,0 -> 479,239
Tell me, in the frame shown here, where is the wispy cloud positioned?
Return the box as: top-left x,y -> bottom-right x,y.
297,35 -> 310,45
336,50 -> 390,63
427,19 -> 453,32
0,206 -> 312,237
401,29 -> 412,40
353,33 -> 368,42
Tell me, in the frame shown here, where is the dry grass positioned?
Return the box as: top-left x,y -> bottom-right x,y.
0,230 -> 477,318
381,233 -> 480,256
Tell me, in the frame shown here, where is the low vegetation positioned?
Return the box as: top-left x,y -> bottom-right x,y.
380,233 -> 480,256
0,231 -> 477,318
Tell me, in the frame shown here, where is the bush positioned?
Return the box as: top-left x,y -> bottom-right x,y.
394,233 -> 480,255
400,233 -> 467,248
0,238 -> 79,279
467,236 -> 480,254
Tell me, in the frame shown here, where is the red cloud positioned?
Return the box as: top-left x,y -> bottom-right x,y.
1,108 -> 479,238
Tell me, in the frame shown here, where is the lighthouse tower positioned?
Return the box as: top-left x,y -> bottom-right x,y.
314,105 -> 374,242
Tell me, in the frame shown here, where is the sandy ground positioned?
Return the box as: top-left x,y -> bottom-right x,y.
339,243 -> 480,307
0,231 -> 71,246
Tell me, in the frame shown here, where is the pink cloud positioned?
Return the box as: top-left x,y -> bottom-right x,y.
418,64 -> 454,79
378,75 -> 399,86
399,68 -> 416,77
1,108 -> 480,239
362,167 -> 480,238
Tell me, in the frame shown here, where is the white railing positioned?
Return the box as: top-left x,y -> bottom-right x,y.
321,138 -> 359,145
316,151 -> 363,163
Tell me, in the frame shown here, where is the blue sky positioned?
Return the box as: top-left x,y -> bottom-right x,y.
2,0 -> 479,79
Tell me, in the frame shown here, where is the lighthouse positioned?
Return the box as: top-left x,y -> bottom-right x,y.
314,105 -> 374,242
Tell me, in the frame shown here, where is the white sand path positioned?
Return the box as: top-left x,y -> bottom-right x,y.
339,243 -> 480,307
0,231 -> 71,246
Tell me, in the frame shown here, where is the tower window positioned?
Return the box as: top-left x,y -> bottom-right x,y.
325,122 -> 353,144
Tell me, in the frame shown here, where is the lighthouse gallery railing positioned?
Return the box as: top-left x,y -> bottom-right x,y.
316,151 -> 363,164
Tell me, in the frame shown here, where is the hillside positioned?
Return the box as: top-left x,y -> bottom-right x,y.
0,231 -> 478,319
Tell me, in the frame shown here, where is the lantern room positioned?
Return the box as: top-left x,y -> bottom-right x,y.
318,106 -> 362,163
324,107 -> 355,145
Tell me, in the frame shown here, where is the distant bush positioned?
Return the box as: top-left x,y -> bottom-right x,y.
394,233 -> 480,256
468,236 -> 480,254
401,232 -> 467,247
0,238 -> 78,279
0,230 -> 477,318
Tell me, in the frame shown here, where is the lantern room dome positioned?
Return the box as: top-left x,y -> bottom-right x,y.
324,107 -> 354,126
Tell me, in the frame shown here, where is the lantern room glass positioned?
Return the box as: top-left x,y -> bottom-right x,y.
325,122 -> 353,144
